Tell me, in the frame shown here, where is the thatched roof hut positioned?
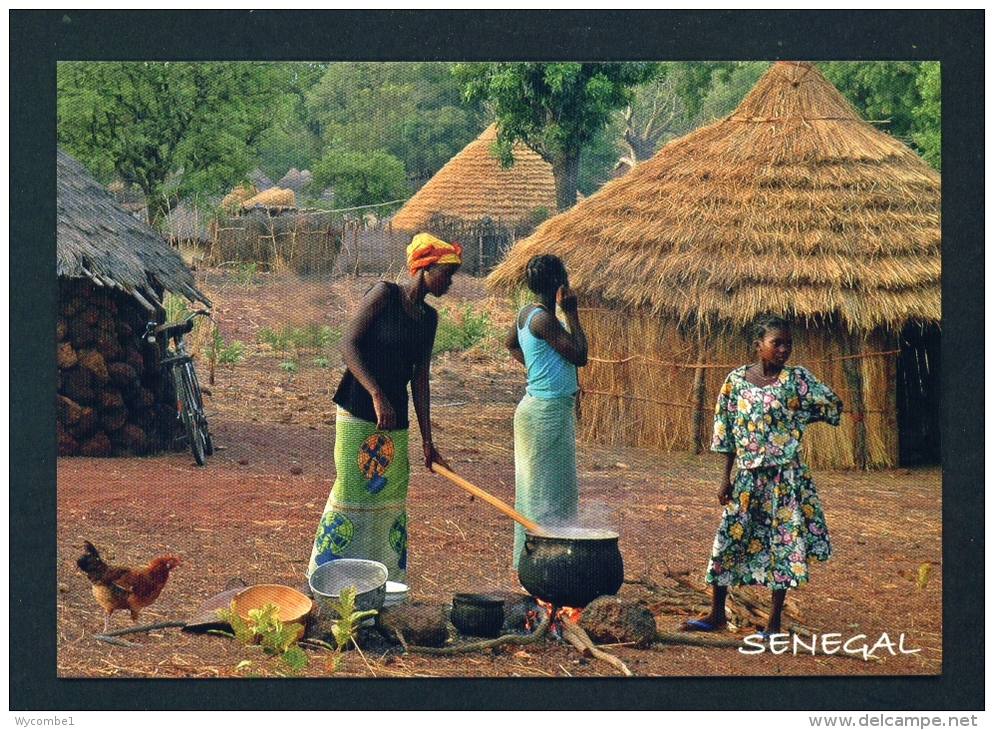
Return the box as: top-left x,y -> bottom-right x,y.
488,62 -> 941,468
278,167 -> 312,194
58,148 -> 209,310
390,124 -> 558,233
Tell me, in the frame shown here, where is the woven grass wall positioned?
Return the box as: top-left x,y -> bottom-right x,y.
211,210 -> 341,275
577,304 -> 899,469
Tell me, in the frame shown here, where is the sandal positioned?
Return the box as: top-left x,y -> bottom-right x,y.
680,617 -> 727,632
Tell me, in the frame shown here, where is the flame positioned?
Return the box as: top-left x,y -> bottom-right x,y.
535,598 -> 582,625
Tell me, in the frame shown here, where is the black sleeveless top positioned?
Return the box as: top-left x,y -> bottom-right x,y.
333,282 -> 438,429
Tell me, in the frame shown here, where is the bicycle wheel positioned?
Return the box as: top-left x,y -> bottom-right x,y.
183,360 -> 213,456
174,365 -> 206,466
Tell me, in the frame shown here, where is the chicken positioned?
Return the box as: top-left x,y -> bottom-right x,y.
76,540 -> 181,632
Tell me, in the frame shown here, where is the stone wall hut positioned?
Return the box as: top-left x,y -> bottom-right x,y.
390,125 -> 558,273
488,62 -> 941,469
57,148 -> 211,457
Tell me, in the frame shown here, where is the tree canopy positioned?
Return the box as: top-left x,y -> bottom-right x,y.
57,61 -> 293,227
454,62 -> 660,211
306,62 -> 484,182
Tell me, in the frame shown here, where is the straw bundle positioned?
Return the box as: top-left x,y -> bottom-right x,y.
390,125 -> 557,233
221,184 -> 259,210
242,187 -> 295,210
488,63 -> 939,468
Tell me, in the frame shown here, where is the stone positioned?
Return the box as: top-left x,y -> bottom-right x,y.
375,602 -> 450,647
577,595 -> 658,649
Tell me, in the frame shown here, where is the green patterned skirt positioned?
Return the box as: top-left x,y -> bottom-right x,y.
308,409 -> 409,582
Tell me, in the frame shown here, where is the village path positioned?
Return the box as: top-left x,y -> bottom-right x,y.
56,272 -> 942,679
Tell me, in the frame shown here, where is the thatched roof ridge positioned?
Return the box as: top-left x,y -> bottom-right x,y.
57,149 -> 210,309
390,124 -> 557,231
488,62 -> 940,330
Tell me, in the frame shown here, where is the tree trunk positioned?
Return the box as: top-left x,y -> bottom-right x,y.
552,152 -> 581,212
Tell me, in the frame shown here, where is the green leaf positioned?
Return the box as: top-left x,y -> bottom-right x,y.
281,646 -> 308,672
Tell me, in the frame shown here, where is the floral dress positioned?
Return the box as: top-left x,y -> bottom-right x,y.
706,365 -> 843,590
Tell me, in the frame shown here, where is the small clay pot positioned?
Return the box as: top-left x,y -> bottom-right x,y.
450,593 -> 505,638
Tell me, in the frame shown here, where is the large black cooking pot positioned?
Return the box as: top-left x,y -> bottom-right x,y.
517,528 -> 624,608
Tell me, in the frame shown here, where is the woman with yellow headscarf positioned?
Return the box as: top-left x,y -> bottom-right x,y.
307,233 -> 462,583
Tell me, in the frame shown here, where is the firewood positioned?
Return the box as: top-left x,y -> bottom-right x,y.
560,617 -> 633,676
57,394 -> 86,425
57,341 -> 79,370
79,432 -> 113,457
100,407 -> 128,433
108,362 -> 139,387
78,349 -> 109,383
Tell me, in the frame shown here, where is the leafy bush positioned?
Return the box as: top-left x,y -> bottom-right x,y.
258,323 -> 339,357
433,303 -> 493,355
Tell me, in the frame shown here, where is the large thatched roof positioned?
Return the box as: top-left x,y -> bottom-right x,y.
57,149 -> 209,309
488,62 -> 941,330
390,124 -> 557,231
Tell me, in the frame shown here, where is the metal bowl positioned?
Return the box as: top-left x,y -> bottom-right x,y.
309,559 -> 388,614
384,581 -> 409,607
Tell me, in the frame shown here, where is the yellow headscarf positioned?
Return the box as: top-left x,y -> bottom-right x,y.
406,233 -> 463,275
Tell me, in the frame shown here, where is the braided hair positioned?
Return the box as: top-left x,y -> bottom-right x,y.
749,313 -> 790,343
524,254 -> 567,297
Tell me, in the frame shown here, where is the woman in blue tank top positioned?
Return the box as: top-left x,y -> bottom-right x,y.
504,254 -> 588,569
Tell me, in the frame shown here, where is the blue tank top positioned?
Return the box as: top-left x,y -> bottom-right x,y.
518,305 -> 578,399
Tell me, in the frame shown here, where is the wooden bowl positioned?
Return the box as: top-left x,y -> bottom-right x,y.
231,584 -> 314,638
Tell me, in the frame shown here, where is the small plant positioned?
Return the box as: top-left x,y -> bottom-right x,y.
214,601 -> 308,675
313,356 -> 330,368
233,262 -> 259,286
258,323 -> 341,363
433,303 -> 493,355
163,292 -> 189,323
318,585 -> 379,653
209,326 -> 244,368
279,360 -> 297,372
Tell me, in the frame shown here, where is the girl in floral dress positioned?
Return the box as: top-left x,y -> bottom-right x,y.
683,314 -> 843,635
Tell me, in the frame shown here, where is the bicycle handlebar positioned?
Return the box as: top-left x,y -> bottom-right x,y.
144,309 -> 213,344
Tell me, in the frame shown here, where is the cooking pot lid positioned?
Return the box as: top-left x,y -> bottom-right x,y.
526,527 -> 618,539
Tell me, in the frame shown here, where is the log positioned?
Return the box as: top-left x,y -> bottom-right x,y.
78,349 -> 109,383
98,387 -> 125,412
67,407 -> 98,439
94,332 -> 123,362
79,432 -> 113,457
80,305 -> 101,326
100,407 -> 128,433
560,616 -> 633,676
57,421 -> 78,456
69,320 -> 95,347
57,394 -> 86,426
108,362 -> 139,387
57,341 -> 78,370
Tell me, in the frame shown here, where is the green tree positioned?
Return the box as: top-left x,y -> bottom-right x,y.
306,62 -> 483,182
58,61 -> 289,227
253,63 -> 327,182
454,62 -> 660,210
912,62 -> 940,170
310,148 -> 408,209
619,62 -> 738,164
817,62 -> 922,143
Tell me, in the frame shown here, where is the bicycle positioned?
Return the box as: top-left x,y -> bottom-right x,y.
145,309 -> 214,466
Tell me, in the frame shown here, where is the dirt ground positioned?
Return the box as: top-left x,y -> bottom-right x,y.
56,271 -> 942,678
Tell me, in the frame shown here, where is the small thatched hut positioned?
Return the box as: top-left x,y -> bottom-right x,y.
390,125 -> 558,263
277,167 -> 312,195
488,62 -> 940,469
58,148 -> 210,457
